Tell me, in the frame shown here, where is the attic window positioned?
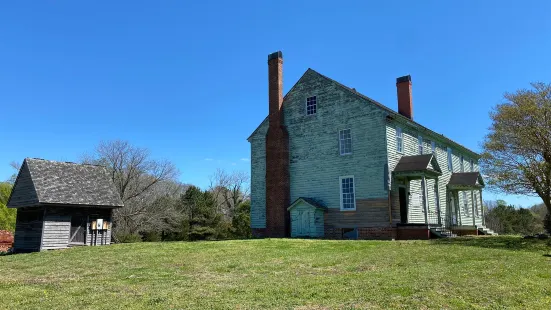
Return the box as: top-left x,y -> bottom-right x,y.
306,96 -> 317,115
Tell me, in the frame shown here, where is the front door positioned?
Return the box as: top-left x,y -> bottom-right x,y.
399,187 -> 408,224
70,215 -> 86,244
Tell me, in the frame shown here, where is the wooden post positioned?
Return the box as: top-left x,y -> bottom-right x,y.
422,175 -> 429,225
471,190 -> 476,227
435,178 -> 442,226
479,189 -> 485,226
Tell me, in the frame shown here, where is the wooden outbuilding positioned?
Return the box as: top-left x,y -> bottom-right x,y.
7,158 -> 124,252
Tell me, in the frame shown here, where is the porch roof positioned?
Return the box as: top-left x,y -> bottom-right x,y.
447,172 -> 485,190
392,154 -> 442,179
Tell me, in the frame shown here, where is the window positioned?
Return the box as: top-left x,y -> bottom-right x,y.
418,135 -> 423,154
431,141 -> 436,154
340,176 -> 356,210
460,155 -> 464,172
396,127 -> 403,153
447,147 -> 453,171
463,192 -> 469,214
306,96 -> 317,115
339,129 -> 352,155
470,159 -> 474,172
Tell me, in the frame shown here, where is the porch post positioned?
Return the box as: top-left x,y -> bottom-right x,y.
435,178 -> 442,226
471,190 -> 476,227
455,191 -> 461,226
479,189 -> 485,226
422,175 -> 429,225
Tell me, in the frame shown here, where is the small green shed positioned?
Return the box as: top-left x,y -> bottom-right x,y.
287,198 -> 326,238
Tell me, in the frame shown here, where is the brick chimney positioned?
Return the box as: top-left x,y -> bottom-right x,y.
396,75 -> 413,120
265,51 -> 290,238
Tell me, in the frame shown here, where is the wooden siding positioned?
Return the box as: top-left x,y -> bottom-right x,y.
289,202 -> 324,238
325,198 -> 389,228
249,70 -> 389,229
284,70 -> 388,212
386,120 -> 482,228
249,120 -> 268,229
13,208 -> 44,252
8,161 -> 39,208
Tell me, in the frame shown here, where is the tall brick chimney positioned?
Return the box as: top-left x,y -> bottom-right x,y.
396,75 -> 413,120
265,51 -> 290,238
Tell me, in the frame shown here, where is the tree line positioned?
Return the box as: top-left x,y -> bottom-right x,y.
484,200 -> 548,235
0,140 -> 252,242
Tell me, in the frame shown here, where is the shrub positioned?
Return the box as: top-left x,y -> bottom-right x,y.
115,232 -> 142,243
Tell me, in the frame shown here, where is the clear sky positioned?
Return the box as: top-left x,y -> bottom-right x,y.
1,1 -> 550,207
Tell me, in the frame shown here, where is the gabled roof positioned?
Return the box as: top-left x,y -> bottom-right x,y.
393,154 -> 442,175
448,172 -> 485,189
247,68 -> 479,158
287,197 -> 327,211
8,158 -> 124,208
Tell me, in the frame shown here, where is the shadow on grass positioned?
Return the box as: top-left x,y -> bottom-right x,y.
430,236 -> 551,254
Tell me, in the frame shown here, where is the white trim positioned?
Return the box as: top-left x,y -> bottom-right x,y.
339,175 -> 356,211
305,95 -> 317,116
339,128 -> 352,155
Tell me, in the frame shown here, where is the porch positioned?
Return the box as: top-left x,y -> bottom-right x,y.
393,154 -> 443,229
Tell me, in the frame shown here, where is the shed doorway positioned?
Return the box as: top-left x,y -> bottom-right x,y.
69,215 -> 86,244
297,211 -> 311,236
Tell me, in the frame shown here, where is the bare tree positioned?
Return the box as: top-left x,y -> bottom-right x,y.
82,140 -> 180,239
7,161 -> 20,184
209,168 -> 250,218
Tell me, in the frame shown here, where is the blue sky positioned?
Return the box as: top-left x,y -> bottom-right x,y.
1,1 -> 550,207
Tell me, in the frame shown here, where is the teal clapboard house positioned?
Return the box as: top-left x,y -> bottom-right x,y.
248,51 -> 496,240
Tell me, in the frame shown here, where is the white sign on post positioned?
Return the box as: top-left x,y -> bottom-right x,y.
96,219 -> 104,230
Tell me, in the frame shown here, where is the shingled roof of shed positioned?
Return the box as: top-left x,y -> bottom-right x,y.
7,158 -> 124,208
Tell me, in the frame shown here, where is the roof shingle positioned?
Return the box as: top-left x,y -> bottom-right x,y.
9,158 -> 123,208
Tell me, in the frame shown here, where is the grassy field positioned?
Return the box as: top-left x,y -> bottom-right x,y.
0,236 -> 550,309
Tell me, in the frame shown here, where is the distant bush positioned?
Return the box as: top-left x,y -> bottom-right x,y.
0,183 -> 16,232
116,232 -> 143,243
142,231 -> 162,242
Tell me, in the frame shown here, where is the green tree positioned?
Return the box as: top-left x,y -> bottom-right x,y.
180,186 -> 223,241
480,82 -> 551,233
0,182 -> 16,232
231,200 -> 251,239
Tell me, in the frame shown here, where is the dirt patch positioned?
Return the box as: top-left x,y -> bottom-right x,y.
0,230 -> 14,252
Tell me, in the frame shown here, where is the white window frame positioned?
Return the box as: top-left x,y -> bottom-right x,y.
396,127 -> 403,153
418,135 -> 423,154
431,141 -> 436,154
339,128 -> 352,155
447,147 -> 453,171
339,175 -> 356,211
306,96 -> 317,116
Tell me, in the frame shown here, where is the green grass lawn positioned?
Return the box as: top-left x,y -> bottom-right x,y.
1,236 -> 550,309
